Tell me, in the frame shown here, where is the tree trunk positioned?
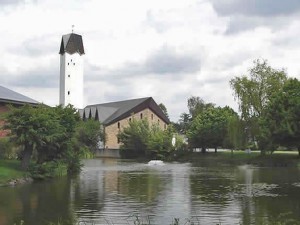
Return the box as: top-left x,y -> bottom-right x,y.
21,144 -> 33,170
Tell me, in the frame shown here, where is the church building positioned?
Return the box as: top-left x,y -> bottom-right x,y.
59,32 -> 170,150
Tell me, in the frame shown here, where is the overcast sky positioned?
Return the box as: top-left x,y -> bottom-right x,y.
1,0 -> 300,122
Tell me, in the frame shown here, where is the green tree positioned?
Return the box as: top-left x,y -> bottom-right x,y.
118,119 -> 179,159
147,125 -> 176,159
5,104 -> 80,170
230,59 -> 288,152
187,106 -> 237,153
174,112 -> 191,134
76,119 -> 103,155
262,78 -> 300,156
187,96 -> 214,118
118,119 -> 150,157
158,103 -> 169,120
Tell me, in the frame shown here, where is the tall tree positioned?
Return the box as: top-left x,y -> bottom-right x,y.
187,96 -> 214,118
262,78 -> 300,156
5,104 -> 80,170
187,106 -> 237,153
230,59 -> 287,151
158,103 -> 169,120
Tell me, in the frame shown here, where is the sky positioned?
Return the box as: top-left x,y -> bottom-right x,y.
1,0 -> 300,122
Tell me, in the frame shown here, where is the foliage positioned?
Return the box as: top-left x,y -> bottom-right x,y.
5,104 -> 81,173
187,106 -> 238,152
0,137 -> 18,159
76,119 -> 103,155
261,78 -> 300,155
158,103 -> 170,120
175,112 -> 192,134
118,119 -> 150,156
187,96 -> 215,118
230,59 -> 288,152
29,161 -> 67,180
0,160 -> 26,184
147,125 -> 179,160
118,119 -> 180,159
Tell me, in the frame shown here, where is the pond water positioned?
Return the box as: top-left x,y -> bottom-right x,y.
0,158 -> 300,225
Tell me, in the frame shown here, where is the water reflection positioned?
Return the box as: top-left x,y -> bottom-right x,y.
0,159 -> 300,225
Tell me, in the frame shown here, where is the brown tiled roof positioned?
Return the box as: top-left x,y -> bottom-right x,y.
59,33 -> 85,55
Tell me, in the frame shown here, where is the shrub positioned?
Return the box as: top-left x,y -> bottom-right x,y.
0,138 -> 18,159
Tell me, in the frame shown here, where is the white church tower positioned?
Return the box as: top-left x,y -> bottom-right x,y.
59,33 -> 85,109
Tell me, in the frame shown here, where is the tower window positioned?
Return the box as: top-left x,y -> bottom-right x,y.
73,63 -> 75,65
68,91 -> 70,95
71,59 -> 72,62
68,63 -> 69,65
68,75 -> 70,77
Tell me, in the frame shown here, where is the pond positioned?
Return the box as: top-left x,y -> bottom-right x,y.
0,158 -> 300,225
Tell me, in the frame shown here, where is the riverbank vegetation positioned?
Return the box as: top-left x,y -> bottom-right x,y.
118,60 -> 299,160
0,160 -> 26,185
0,104 -> 103,182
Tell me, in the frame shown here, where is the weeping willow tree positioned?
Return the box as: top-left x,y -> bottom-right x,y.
230,59 -> 287,153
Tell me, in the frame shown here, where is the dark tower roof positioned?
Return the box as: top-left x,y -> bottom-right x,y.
59,33 -> 85,55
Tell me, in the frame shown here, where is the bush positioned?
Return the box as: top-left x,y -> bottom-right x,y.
0,138 -> 18,159
29,161 -> 67,180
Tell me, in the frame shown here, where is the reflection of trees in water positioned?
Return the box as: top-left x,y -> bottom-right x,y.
0,177 -> 74,225
190,168 -> 236,205
118,172 -> 162,203
71,170 -> 105,214
237,166 -> 300,225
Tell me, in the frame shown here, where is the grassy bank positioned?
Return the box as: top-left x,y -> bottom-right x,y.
176,150 -> 300,167
0,160 -> 27,185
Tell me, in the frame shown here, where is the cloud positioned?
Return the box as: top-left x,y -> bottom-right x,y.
0,0 -> 24,6
86,45 -> 201,82
211,0 -> 300,17
210,0 -> 300,34
2,65 -> 58,88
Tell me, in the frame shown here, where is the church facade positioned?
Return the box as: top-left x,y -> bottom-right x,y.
59,32 -> 170,150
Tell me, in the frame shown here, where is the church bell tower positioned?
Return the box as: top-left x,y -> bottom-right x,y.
59,32 -> 85,109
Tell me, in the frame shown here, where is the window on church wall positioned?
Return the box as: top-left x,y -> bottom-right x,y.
68,91 -> 70,95
129,118 -> 132,122
140,113 -> 143,119
68,75 -> 70,78
164,124 -> 167,130
117,122 -> 120,129
151,114 -> 153,120
117,137 -> 120,144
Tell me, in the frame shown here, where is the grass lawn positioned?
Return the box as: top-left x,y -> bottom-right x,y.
177,149 -> 300,167
0,160 -> 26,185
